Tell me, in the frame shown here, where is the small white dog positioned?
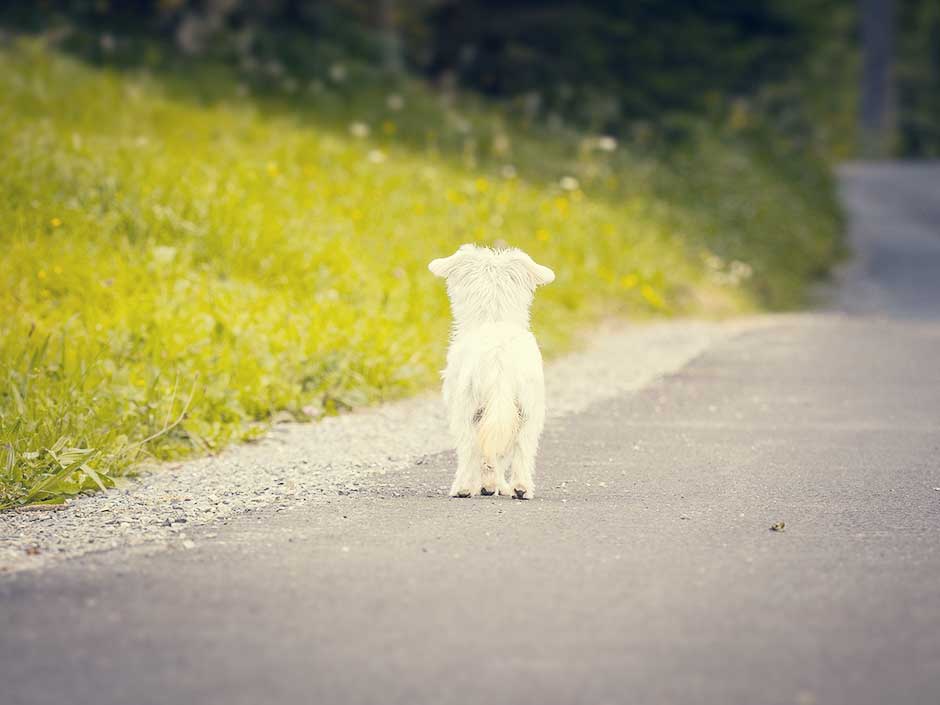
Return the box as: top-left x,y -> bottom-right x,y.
429,244 -> 555,499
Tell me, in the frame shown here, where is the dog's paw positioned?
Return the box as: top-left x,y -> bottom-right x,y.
480,476 -> 499,496
511,484 -> 534,500
449,481 -> 476,498
497,482 -> 514,497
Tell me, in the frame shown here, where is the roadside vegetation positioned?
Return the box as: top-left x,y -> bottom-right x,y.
0,25 -> 844,507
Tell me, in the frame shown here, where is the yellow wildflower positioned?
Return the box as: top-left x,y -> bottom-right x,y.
641,284 -> 666,309
620,273 -> 638,288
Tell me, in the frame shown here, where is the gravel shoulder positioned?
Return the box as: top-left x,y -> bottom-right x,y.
0,318 -> 764,574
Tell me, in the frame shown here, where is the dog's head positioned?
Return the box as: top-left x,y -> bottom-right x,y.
428,244 -> 554,327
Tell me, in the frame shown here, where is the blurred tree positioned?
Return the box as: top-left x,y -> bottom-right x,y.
414,0 -> 822,129
897,0 -> 940,157
9,0 -> 938,157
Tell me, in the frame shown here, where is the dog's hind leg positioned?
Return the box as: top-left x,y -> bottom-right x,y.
508,422 -> 539,499
449,438 -> 482,498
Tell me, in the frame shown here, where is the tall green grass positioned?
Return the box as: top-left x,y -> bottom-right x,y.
0,39 -> 842,507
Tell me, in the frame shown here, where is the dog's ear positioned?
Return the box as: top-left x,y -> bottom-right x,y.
428,244 -> 473,279
529,260 -> 555,286
428,253 -> 458,278
514,251 -> 555,286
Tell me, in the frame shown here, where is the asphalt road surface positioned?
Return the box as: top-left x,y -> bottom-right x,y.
2,163 -> 939,705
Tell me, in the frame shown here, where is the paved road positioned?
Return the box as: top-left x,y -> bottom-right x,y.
3,164 -> 940,705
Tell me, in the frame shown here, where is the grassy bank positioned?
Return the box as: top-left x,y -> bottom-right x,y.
0,38 -> 843,507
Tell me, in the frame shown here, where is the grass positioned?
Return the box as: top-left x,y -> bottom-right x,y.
0,36 -> 843,508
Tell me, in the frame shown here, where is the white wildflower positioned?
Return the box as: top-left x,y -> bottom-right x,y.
523,91 -> 541,116
597,135 -> 618,152
453,115 -> 472,134
730,260 -> 753,279
152,246 -> 178,264
492,133 -> 511,155
329,63 -> 347,82
559,176 -> 580,191
349,122 -> 370,139
705,254 -> 724,270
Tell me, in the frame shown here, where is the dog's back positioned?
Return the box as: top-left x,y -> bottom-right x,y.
443,321 -> 545,465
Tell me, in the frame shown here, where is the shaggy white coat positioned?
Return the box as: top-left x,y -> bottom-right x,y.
428,244 -> 555,499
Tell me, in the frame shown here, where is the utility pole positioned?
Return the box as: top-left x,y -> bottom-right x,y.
859,0 -> 896,157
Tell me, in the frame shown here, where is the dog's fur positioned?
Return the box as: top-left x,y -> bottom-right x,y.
429,244 -> 555,499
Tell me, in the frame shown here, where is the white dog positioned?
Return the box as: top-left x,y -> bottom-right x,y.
429,244 -> 555,499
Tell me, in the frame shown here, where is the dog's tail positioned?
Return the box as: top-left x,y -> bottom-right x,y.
476,375 -> 520,465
